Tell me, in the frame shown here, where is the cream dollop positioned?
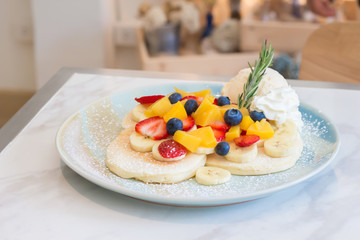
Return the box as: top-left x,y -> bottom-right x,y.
250,87 -> 303,129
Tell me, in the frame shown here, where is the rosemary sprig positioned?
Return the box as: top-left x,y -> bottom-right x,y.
238,41 -> 274,109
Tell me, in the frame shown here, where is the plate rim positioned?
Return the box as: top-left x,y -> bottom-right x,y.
56,82 -> 341,207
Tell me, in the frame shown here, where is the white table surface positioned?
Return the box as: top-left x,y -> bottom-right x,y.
1,68 -> 360,240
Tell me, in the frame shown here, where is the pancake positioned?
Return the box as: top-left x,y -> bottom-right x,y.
105,128 -> 206,184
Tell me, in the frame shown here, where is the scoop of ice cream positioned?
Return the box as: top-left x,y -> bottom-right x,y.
250,87 -> 303,129
221,68 -> 288,104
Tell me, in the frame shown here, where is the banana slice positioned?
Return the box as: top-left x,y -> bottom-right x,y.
131,104 -> 148,122
264,120 -> 299,158
195,167 -> 231,185
225,142 -> 257,163
130,132 -> 156,152
194,147 -> 215,154
152,140 -> 186,162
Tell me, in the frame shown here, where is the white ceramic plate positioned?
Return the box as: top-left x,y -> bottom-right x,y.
56,82 -> 340,207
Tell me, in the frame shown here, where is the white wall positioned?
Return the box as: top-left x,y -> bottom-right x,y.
32,0 -> 116,88
0,0 -> 36,91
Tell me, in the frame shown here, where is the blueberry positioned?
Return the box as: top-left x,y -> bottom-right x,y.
250,111 -> 266,122
184,99 -> 198,115
168,92 -> 182,104
166,118 -> 183,135
224,109 -> 242,126
215,141 -> 230,156
217,96 -> 231,106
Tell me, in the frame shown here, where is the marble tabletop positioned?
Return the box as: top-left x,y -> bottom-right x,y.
1,68 -> 360,240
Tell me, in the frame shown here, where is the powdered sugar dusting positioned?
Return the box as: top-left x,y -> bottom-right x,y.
58,89 -> 339,204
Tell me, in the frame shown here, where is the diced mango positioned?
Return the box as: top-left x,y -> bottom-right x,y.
240,115 -> 254,131
247,119 -> 274,139
192,99 -> 222,126
188,126 -> 217,148
163,101 -> 188,122
225,125 -> 241,142
239,107 -> 249,116
203,94 -> 215,104
146,97 -> 172,117
174,87 -> 192,97
192,89 -> 211,97
173,130 -> 202,152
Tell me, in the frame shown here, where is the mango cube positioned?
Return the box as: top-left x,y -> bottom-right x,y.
174,87 -> 192,97
239,107 -> 249,116
225,125 -> 241,142
173,130 -> 202,152
145,97 -> 172,117
192,89 -> 211,97
188,126 -> 217,148
240,115 -> 254,131
192,99 -> 222,126
163,101 -> 188,122
247,119 -> 274,139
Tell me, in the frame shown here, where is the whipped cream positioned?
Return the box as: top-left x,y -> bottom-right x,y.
250,87 -> 303,129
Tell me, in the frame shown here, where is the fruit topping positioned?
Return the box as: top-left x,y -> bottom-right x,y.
224,109 -> 243,126
181,96 -> 203,105
217,96 -> 231,106
215,141 -> 230,156
234,135 -> 260,147
168,92 -> 182,104
239,115 -> 254,131
211,128 -> 226,142
166,118 -> 183,135
193,98 -> 222,126
225,125 -> 240,142
247,119 -> 274,139
163,101 -> 188,122
184,99 -> 199,115
158,140 -> 187,159
191,89 -> 211,97
145,97 -> 172,117
173,131 -> 202,152
250,110 -> 266,122
182,116 -> 195,131
210,121 -> 230,131
188,126 -> 217,148
135,95 -> 165,104
195,166 -> 231,185
135,116 -> 168,140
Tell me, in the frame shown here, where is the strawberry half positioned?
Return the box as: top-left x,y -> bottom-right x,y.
135,95 -> 165,104
135,116 -> 168,140
180,96 -> 203,105
182,116 -> 195,131
234,135 -> 260,147
211,127 -> 226,142
210,121 -> 230,131
158,140 -> 187,159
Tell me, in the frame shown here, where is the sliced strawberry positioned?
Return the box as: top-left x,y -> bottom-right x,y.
210,121 -> 230,131
213,98 -> 218,105
182,116 -> 195,131
135,95 -> 165,104
158,140 -> 187,159
234,135 -> 260,147
135,116 -> 168,140
180,96 -> 203,105
211,127 -> 226,142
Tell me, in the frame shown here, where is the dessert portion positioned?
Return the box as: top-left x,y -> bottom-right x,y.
105,42 -> 304,185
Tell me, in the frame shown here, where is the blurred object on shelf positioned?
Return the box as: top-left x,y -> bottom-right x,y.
299,22 -> 360,83
343,0 -> 359,20
136,27 -> 259,76
145,23 -> 180,56
142,6 -> 167,31
240,20 -> 319,52
211,19 -> 239,53
271,54 -> 300,79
